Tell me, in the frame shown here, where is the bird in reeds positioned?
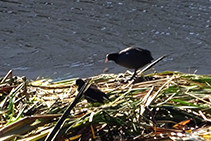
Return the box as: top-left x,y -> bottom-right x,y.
105,47 -> 153,80
76,79 -> 110,103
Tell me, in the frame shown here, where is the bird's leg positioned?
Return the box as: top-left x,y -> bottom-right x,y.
120,70 -> 138,83
130,69 -> 137,80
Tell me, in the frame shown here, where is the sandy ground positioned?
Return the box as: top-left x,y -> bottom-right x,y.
0,0 -> 210,80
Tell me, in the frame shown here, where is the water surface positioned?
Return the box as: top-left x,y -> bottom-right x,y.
0,0 -> 210,80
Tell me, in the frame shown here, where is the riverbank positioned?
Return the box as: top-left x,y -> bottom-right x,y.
0,70 -> 211,140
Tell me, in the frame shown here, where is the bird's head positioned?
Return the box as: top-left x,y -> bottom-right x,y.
105,53 -> 119,63
76,79 -> 85,88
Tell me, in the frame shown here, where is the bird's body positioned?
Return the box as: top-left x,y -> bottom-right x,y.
76,79 -> 110,103
105,47 -> 153,80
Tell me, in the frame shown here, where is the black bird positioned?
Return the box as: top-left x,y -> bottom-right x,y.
105,47 -> 153,80
76,79 -> 110,103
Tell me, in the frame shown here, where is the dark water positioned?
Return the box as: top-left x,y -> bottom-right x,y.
0,0 -> 210,80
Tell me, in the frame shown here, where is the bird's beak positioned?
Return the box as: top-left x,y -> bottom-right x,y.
105,58 -> 108,63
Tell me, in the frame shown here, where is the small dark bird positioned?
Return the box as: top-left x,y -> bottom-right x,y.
105,47 -> 153,80
76,79 -> 110,103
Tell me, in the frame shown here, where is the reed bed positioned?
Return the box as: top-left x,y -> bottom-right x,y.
0,70 -> 211,141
